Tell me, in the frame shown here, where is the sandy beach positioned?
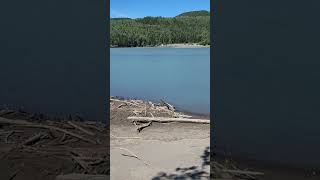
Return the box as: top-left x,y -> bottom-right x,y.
110,97 -> 210,180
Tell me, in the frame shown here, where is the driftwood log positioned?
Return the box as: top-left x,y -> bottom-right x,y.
55,173 -> 108,180
221,169 -> 264,176
67,121 -> 95,136
22,132 -> 48,146
128,116 -> 210,124
0,117 -> 97,144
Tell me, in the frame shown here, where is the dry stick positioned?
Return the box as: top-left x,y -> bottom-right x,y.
71,155 -> 90,172
0,130 -> 23,135
8,169 -> 20,180
137,121 -> 152,133
0,131 -> 14,135
58,138 -> 79,145
82,122 -> 105,132
67,121 -> 95,136
230,164 -> 256,180
132,110 -> 142,116
82,124 -> 105,132
22,133 -> 47,146
76,156 -> 104,161
84,121 -> 99,125
133,121 -> 139,128
0,117 -> 97,144
55,174 -> 108,180
212,161 -> 225,169
78,157 -> 107,166
178,114 -> 193,118
110,98 -> 137,106
5,131 -> 14,143
0,110 -> 15,116
221,169 -> 264,176
117,103 -> 126,108
144,103 -> 147,117
129,100 -> 142,106
48,129 -> 57,138
128,116 -> 210,124
160,99 -> 175,111
117,147 -> 149,166
60,133 -> 67,142
88,159 -> 107,166
149,101 -> 155,109
149,112 -> 154,117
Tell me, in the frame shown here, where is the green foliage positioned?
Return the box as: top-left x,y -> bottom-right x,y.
176,10 -> 210,17
110,11 -> 210,47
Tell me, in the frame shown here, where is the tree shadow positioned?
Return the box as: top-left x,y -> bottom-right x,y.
152,146 -> 210,180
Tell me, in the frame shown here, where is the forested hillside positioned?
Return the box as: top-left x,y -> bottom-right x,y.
177,10 -> 210,17
110,11 -> 210,47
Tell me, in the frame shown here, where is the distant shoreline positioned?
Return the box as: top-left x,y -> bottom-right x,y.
110,43 -> 210,49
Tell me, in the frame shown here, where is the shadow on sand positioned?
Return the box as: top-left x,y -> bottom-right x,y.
151,146 -> 210,180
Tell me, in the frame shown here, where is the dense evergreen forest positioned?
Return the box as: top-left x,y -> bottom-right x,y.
110,10 -> 210,47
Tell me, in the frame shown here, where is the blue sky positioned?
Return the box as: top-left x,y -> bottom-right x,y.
110,0 -> 210,18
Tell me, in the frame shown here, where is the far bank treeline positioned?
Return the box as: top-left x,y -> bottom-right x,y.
110,10 -> 210,47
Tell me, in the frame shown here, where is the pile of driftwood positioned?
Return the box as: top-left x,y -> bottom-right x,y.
211,159 -> 264,180
0,109 -> 108,180
110,97 -> 210,133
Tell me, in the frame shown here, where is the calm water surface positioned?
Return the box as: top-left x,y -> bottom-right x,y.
111,48 -> 210,115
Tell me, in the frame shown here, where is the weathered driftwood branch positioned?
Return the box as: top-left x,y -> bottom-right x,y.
0,130 -> 23,143
82,123 -> 105,132
178,114 -> 192,118
117,147 -> 149,166
88,159 -> 107,166
160,99 -> 175,111
58,138 -> 79,145
8,169 -> 20,180
22,132 -> 47,146
5,131 -> 15,143
71,156 -> 90,172
87,125 -> 105,132
229,163 -> 256,179
136,121 -> 152,133
0,109 -> 15,116
110,98 -> 137,106
117,103 -> 126,108
4,131 -> 14,143
221,169 -> 264,176
128,117 -> 210,124
67,121 -> 95,136
55,174 -> 108,180
0,117 -> 97,144
60,133 -> 67,142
